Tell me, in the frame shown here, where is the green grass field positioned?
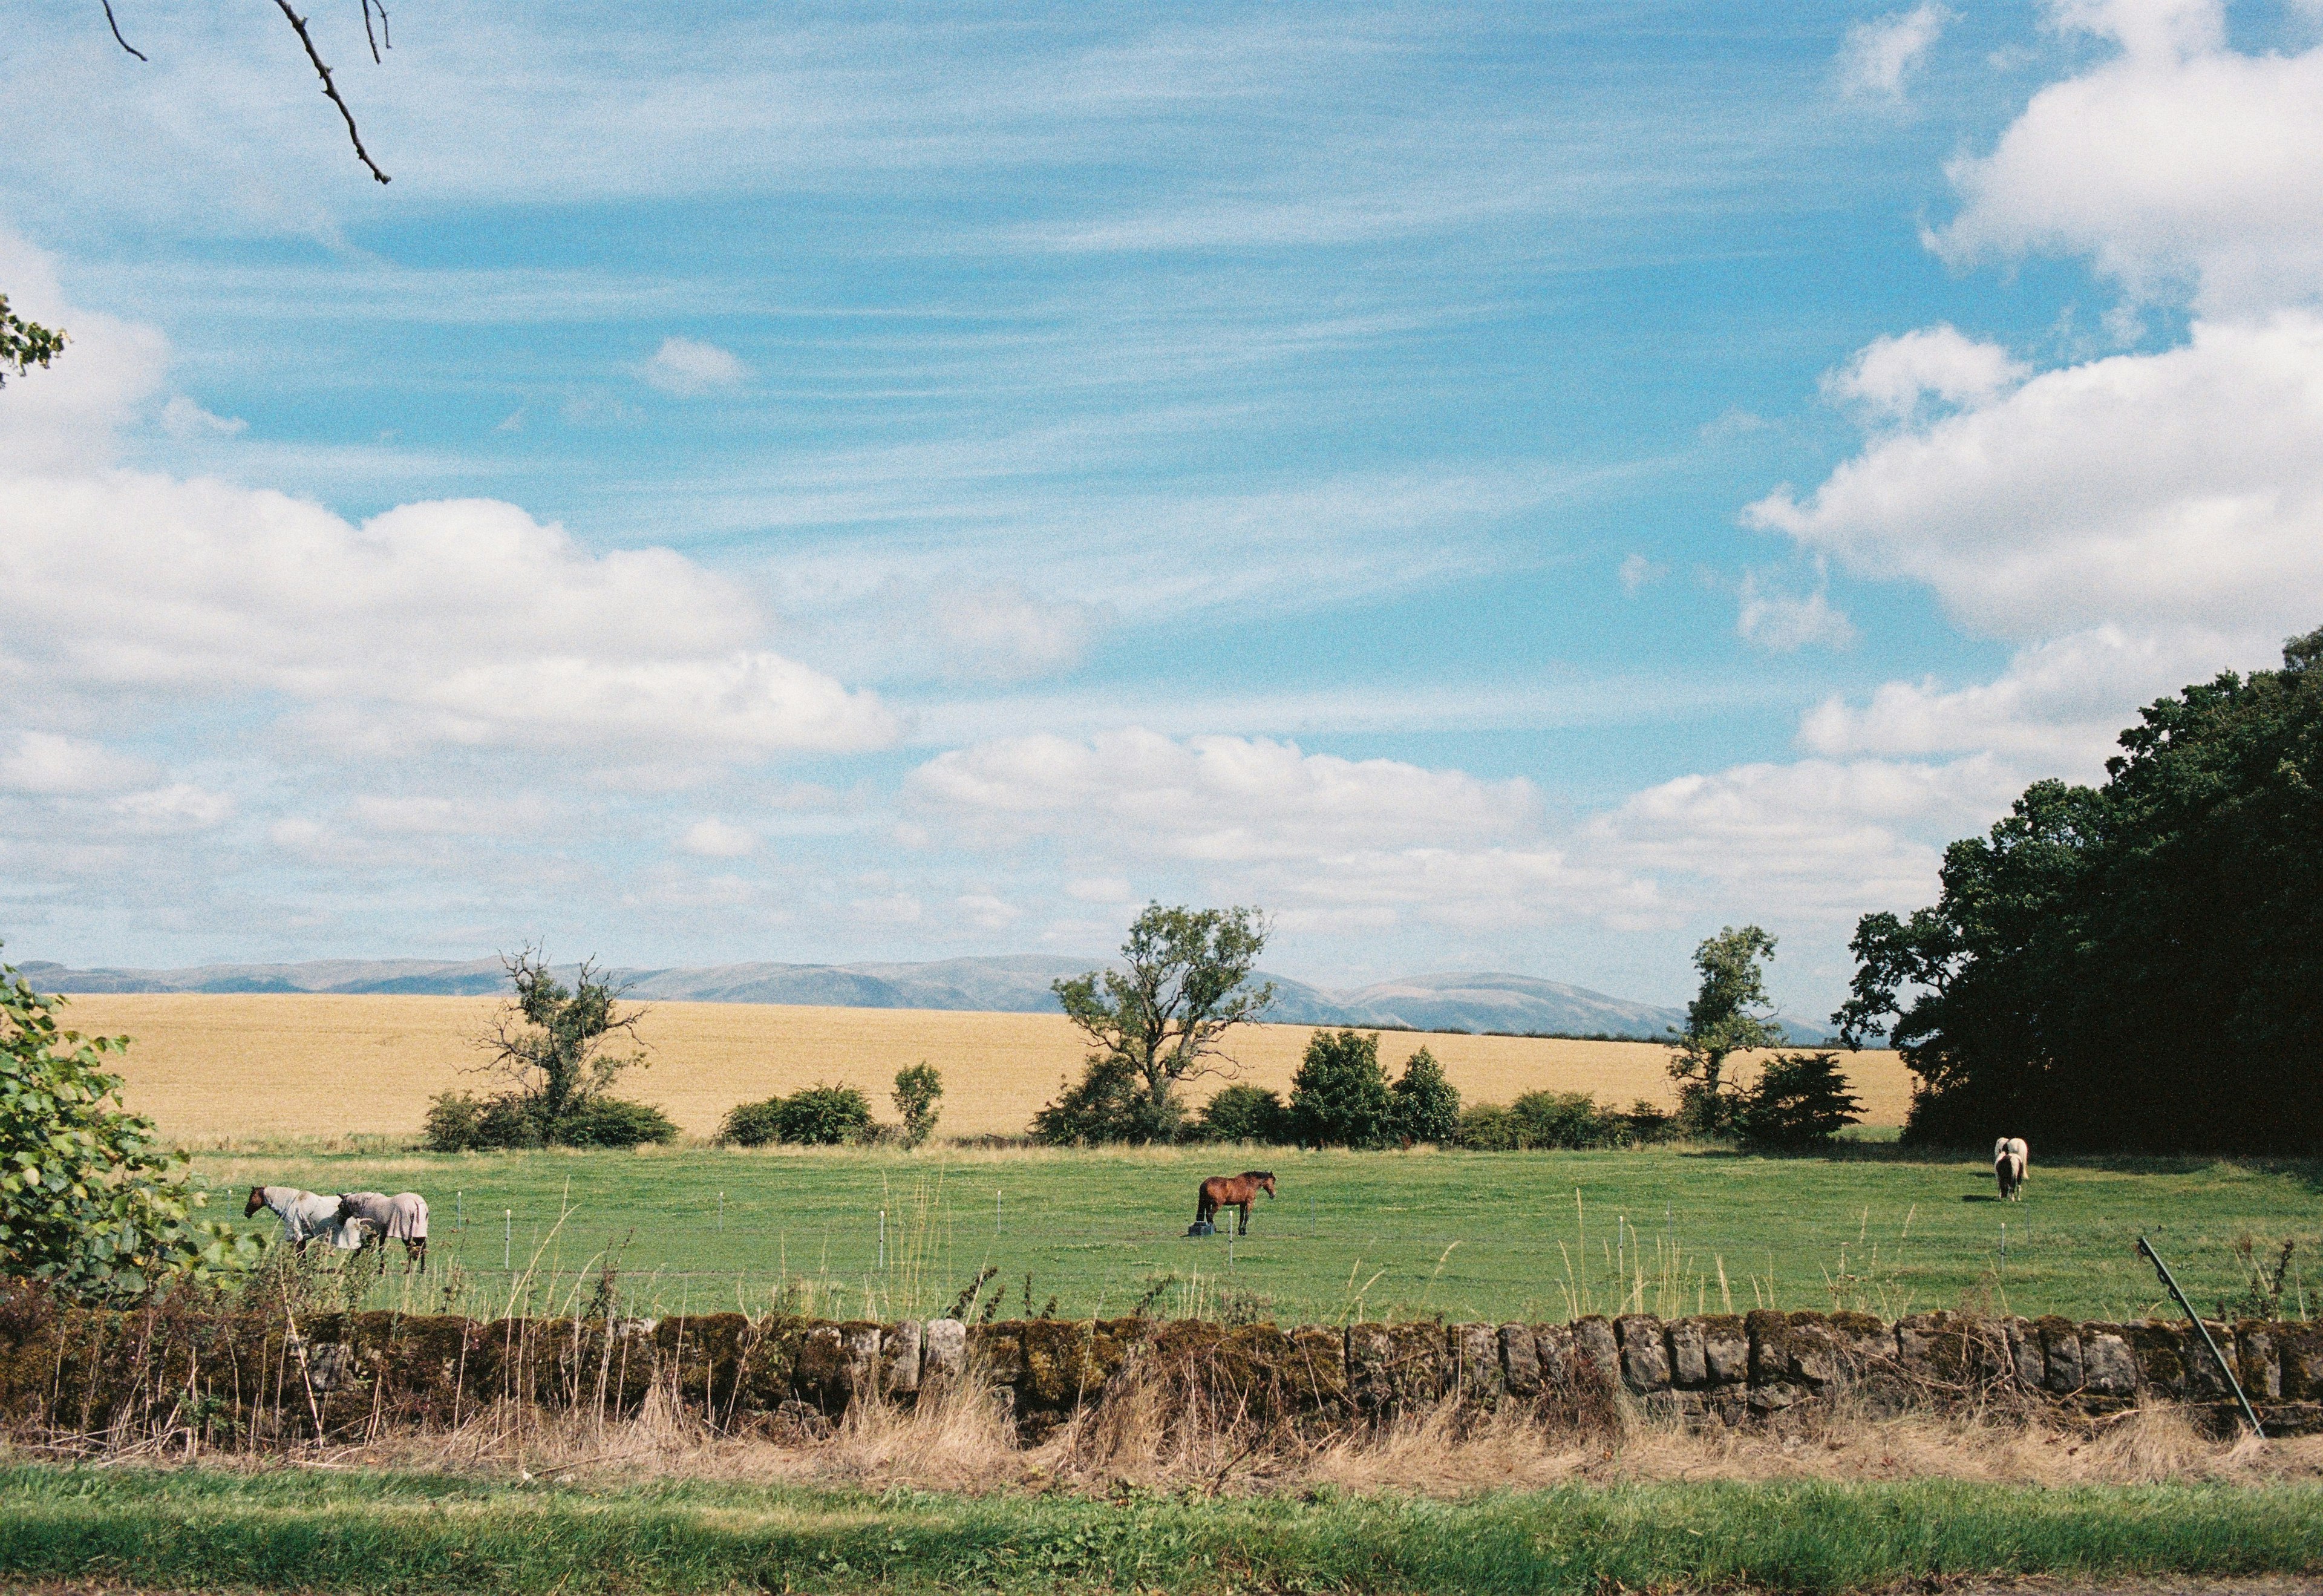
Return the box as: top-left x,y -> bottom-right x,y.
195,1143 -> 2323,1327
2,1465 -> 2318,1594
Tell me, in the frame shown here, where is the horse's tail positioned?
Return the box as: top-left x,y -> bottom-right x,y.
1195,1186 -> 1216,1223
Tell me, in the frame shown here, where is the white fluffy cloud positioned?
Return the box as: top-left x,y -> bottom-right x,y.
1583,755 -> 2021,920
1839,3 -> 1950,99
0,733 -> 153,795
906,728 -> 2007,938
1823,325 -> 2028,421
643,336 -> 750,396
1935,0 -> 2323,314
0,246 -> 894,763
1748,314 -> 2323,644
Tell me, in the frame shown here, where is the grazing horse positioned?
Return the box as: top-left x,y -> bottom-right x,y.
336,1190 -> 431,1269
1195,1171 -> 1276,1237
245,1186 -> 361,1253
1993,1137 -> 2029,1202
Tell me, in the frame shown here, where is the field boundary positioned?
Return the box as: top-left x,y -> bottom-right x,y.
5,1281 -> 2318,1451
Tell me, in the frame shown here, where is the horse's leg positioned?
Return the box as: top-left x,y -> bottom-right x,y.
1237,1201 -> 1250,1236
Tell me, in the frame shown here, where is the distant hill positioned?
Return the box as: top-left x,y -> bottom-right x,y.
19,954 -> 1830,1043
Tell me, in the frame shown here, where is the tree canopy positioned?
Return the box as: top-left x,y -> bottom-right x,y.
1,952 -> 254,1298
1665,925 -> 1783,1133
1836,627 -> 2323,1151
1047,903 -> 1274,1143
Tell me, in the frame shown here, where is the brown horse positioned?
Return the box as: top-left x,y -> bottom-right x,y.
1195,1171 -> 1276,1235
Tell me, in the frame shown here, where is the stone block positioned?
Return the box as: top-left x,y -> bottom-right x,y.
2278,1324 -> 2323,1402
1696,1315 -> 1748,1385
1666,1318 -> 1707,1387
1570,1316 -> 1619,1392
1532,1323 -> 1575,1389
1452,1323 -> 1503,1400
1499,1323 -> 1540,1396
1616,1314 -> 1670,1392
2001,1318 -> 2045,1388
881,1320 -> 921,1395
967,1321 -> 1025,1385
2080,1326 -> 2137,1396
2034,1316 -> 2082,1393
921,1318 -> 965,1388
2237,1323 -> 2281,1402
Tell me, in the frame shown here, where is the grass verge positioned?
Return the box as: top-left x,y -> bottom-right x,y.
3,1464 -> 2320,1594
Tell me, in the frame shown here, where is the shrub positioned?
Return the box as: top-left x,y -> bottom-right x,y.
1198,1084 -> 1290,1144
1030,1055 -> 1152,1146
717,1096 -> 785,1148
1289,1030 -> 1395,1148
774,1084 -> 875,1145
1456,1090 -> 1621,1150
1735,1051 -> 1863,1148
2,953 -> 257,1298
1618,1097 -> 1679,1145
556,1096 -> 679,1148
428,1089 -> 673,1150
1389,1046 -> 1460,1145
892,1062 -> 943,1149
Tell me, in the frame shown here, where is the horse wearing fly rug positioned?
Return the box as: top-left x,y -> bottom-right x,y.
1195,1171 -> 1275,1236
336,1190 -> 431,1269
1994,1137 -> 2029,1202
245,1186 -> 362,1253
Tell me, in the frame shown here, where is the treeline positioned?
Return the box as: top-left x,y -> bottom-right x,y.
1838,626 -> 2323,1153
1033,1027 -> 1861,1152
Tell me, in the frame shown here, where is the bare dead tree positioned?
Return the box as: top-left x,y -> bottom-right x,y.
100,1 -> 393,184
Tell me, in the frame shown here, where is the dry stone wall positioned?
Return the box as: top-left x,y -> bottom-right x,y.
2,1281 -> 2317,1447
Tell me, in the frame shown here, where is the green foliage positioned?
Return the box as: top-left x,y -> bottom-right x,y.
1734,1053 -> 1863,1149
1388,1047 -> 1460,1144
720,1084 -> 876,1147
890,1062 -> 943,1149
1288,1030 -> 1395,1148
716,1097 -> 787,1148
1457,1090 -> 1613,1150
449,948 -> 671,1149
1196,1084 -> 1290,1145
554,1097 -> 679,1148
1029,1055 -> 1151,1146
1050,903 -> 1273,1142
1454,1090 -> 1680,1150
1666,925 -> 1784,1134
776,1084 -> 875,1146
7,1462 -> 2321,1596
0,293 -> 65,387
0,953 -> 254,1298
1838,626 -> 2323,1152
423,1090 -> 536,1152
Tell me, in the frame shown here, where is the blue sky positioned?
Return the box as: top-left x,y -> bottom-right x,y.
6,0 -> 2323,1016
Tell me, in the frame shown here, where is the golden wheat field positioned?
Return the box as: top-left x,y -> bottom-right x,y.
58,992 -> 1913,1144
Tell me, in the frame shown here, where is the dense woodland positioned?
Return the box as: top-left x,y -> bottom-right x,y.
1839,627 -> 2323,1153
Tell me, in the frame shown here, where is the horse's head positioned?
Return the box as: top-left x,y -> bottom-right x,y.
1255,1172 -> 1276,1198
244,1186 -> 266,1218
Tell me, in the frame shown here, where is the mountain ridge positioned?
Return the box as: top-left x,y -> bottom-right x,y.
13,954 -> 1723,1040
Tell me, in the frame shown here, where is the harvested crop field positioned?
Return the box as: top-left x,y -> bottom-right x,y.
62,992 -> 1912,1145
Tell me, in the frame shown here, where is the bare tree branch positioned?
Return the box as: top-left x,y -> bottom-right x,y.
359,0 -> 381,65
102,0 -> 148,61
268,0 -> 390,184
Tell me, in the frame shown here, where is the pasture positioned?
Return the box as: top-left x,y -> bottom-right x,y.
194,1142 -> 2323,1327
65,991 -> 1916,1143
7,1467 -> 2321,1595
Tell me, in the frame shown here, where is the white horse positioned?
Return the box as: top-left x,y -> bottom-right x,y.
246,1185 -> 362,1252
1993,1137 -> 2029,1202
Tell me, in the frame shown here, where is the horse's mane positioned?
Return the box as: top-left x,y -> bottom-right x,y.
1244,1170 -> 1274,1181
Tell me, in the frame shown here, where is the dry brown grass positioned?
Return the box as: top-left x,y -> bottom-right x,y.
260,1375 -> 2322,1499
61,992 -> 1913,1145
